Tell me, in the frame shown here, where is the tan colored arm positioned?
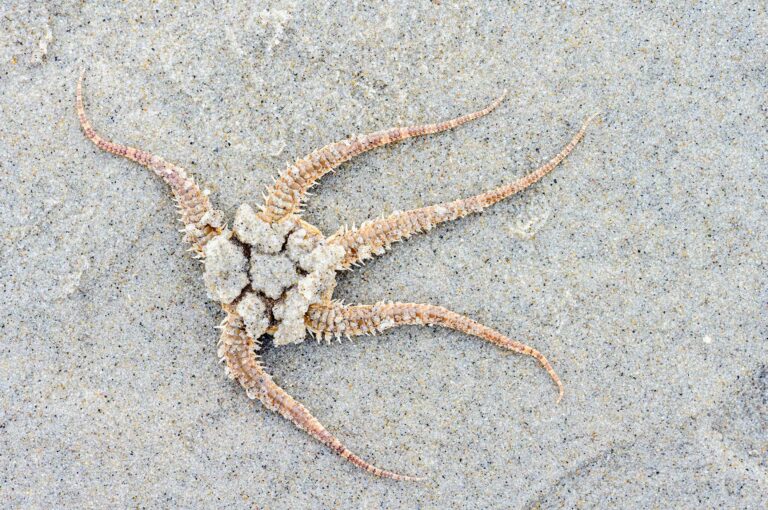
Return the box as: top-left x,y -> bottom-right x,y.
259,91 -> 508,222
307,301 -> 563,402
77,71 -> 221,253
328,113 -> 599,268
218,308 -> 422,481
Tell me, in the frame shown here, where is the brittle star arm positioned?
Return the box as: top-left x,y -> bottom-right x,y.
306,301 -> 564,402
259,91 -> 508,223
326,114 -> 598,268
76,71 -> 221,253
218,308 -> 423,481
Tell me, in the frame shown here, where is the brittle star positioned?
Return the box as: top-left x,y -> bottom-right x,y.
77,70 -> 597,481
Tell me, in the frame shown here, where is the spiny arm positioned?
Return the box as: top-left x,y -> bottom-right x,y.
327,114 -> 599,268
259,91 -> 508,223
218,308 -> 422,481
306,301 -> 563,402
76,70 -> 222,253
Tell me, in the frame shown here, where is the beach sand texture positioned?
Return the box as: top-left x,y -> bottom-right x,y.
1,2 -> 766,508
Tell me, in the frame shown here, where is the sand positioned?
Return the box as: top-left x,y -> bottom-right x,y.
1,1 -> 765,508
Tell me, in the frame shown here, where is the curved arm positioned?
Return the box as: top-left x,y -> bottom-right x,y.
218,308 -> 423,481
306,301 -> 563,402
327,113 -> 599,268
259,91 -> 508,222
76,70 -> 221,253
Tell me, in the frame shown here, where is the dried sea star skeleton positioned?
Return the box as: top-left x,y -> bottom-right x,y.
77,70 -> 597,481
